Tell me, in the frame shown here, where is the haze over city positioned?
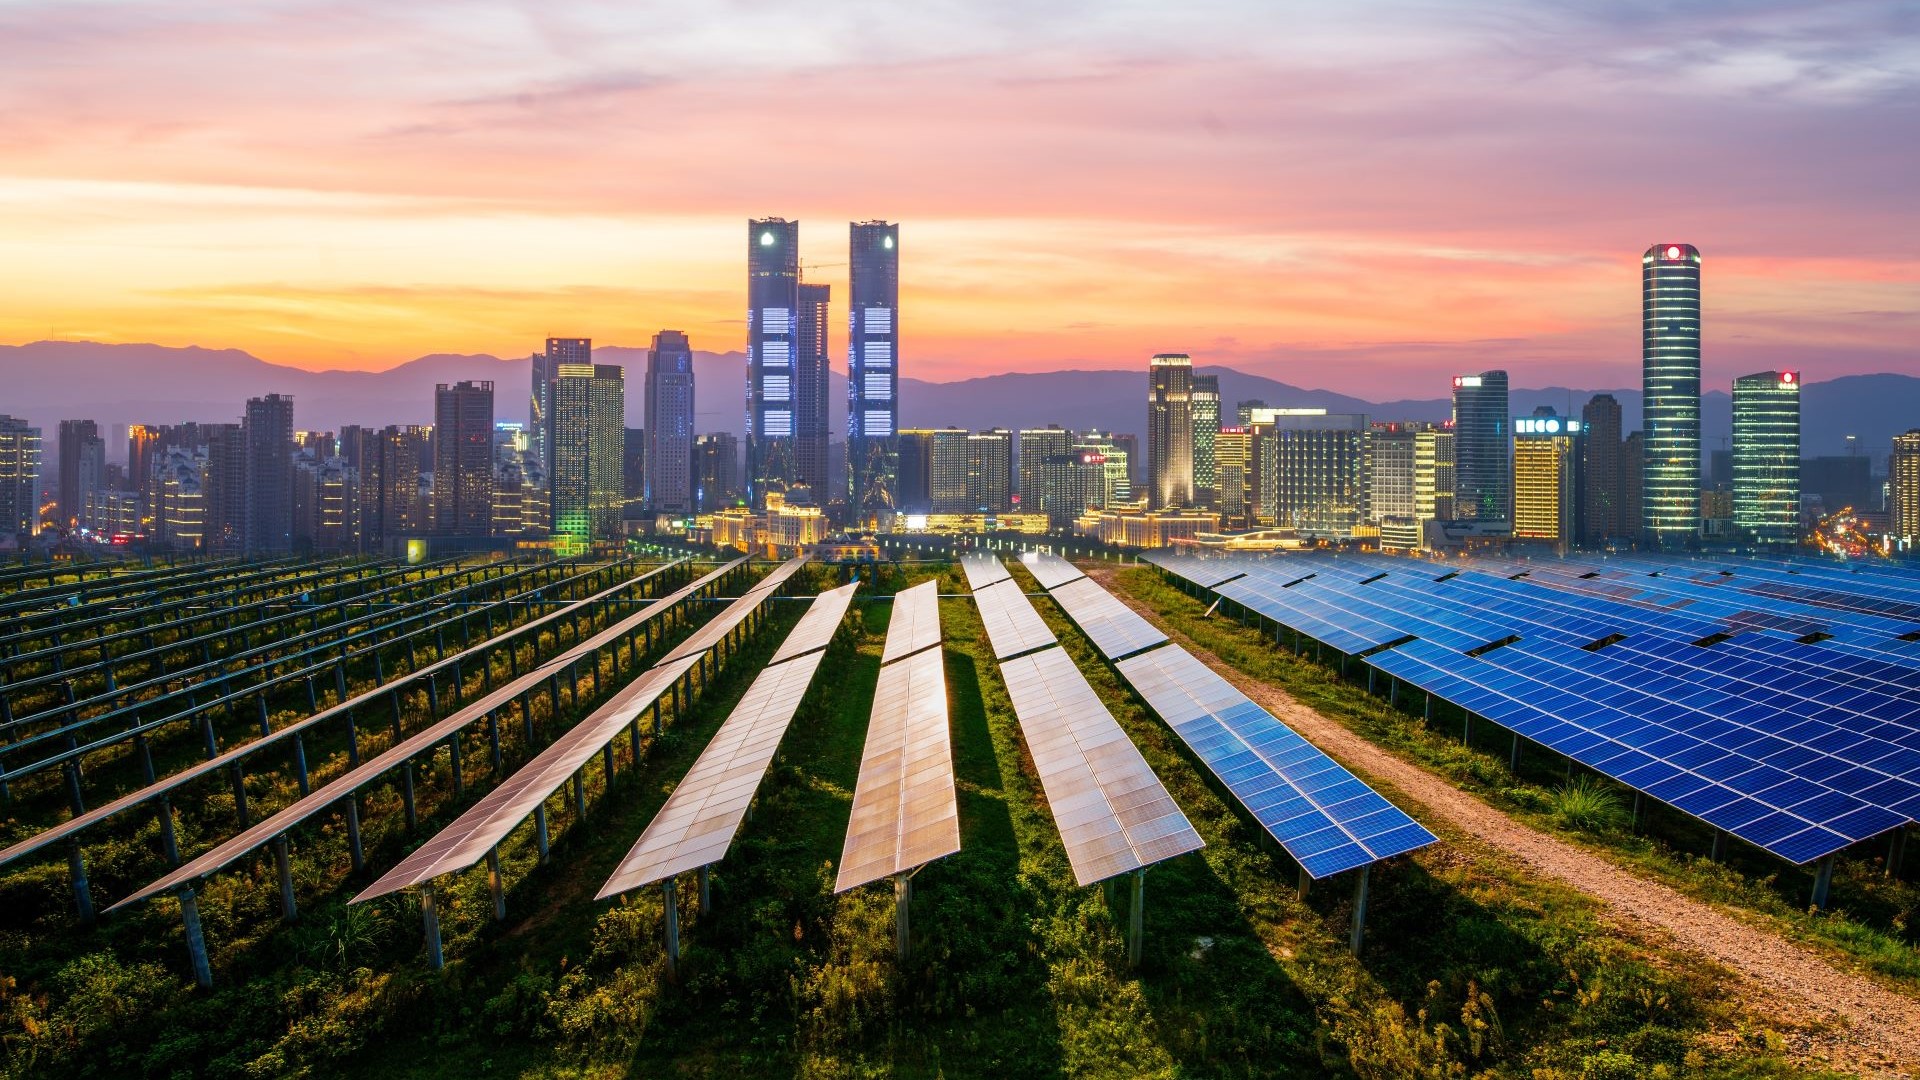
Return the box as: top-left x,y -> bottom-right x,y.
3,0 -> 1917,390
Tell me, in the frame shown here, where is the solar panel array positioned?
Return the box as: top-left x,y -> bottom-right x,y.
109,558 -> 749,914
1022,551 -> 1088,591
972,579 -> 1059,660
357,559 -> 809,903
960,552 -> 1013,592
1050,577 -> 1169,659
1148,551 -> 1920,865
1000,647 -> 1204,884
837,581 -> 959,892
599,582 -> 859,897
1040,563 -> 1434,878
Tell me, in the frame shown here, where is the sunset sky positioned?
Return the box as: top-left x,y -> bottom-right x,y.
1,0 -> 1915,394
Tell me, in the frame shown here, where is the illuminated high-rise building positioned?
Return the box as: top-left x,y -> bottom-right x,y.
1452,371 -> 1510,524
0,415 -> 41,540
534,338 -> 590,476
56,419 -> 103,530
1581,394 -> 1623,546
1214,426 -> 1252,529
1891,430 -> 1920,545
1731,370 -> 1800,547
243,394 -> 295,554
694,432 -> 740,513
795,282 -> 832,500
644,330 -> 696,515
1250,410 -> 1370,538
1415,428 -> 1456,532
967,429 -> 1013,513
1192,373 -> 1219,504
849,221 -> 900,519
747,217 -> 800,505
1018,425 -> 1076,528
1513,408 -> 1585,552
926,428 -> 972,513
1147,353 -> 1194,509
1642,243 -> 1702,546
549,363 -> 625,541
433,380 -> 494,537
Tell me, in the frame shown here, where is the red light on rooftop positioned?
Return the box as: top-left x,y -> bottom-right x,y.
1781,371 -> 1796,384
1665,245 -> 1683,260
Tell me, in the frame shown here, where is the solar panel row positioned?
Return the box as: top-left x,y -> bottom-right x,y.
1020,551 -> 1088,591
960,552 -> 1013,592
972,578 -> 1059,660
1049,575 -> 1169,659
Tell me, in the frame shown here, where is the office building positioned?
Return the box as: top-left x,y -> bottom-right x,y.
1236,400 -> 1268,427
56,419 -> 104,530
1077,430 -> 1135,509
644,330 -> 696,515
153,447 -> 206,550
1513,408 -> 1585,552
1214,427 -> 1252,529
924,428 -> 974,513
293,455 -> 361,552
1643,243 -> 1703,546
623,428 -> 646,519
127,423 -> 161,526
1581,394 -> 1623,546
694,432 -> 741,513
748,217 -> 801,505
433,381 -> 494,537
1251,410 -> 1370,538
354,424 -> 427,548
1192,373 -> 1219,504
1621,431 -> 1645,539
967,429 -> 1013,513
848,220 -> 901,519
1731,370 -> 1801,547
1147,353 -> 1195,509
202,422 -> 247,552
0,416 -> 41,541
243,394 -> 295,554
1892,430 -> 1920,544
1414,427 -> 1456,549
794,282 -> 832,500
1370,424 -> 1418,523
895,429 -> 935,514
533,338 -> 591,476
1452,371 -> 1510,524
1018,425 -> 1077,528
549,362 -> 625,541
493,456 -> 548,538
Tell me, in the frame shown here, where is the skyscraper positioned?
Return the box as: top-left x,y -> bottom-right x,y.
203,422 -> 247,552
795,282 -> 832,499
1147,353 -> 1194,509
1732,370 -> 1800,547
926,428 -> 972,513
243,394 -> 295,553
56,419 -> 103,530
1581,394 -> 1623,545
747,217 -> 800,506
1192,373 -> 1220,505
534,338 -> 590,477
1018,425 -> 1076,528
1513,408 -> 1585,552
1891,430 -> 1920,544
433,380 -> 494,537
1451,371 -> 1511,523
693,433 -> 740,513
1642,243 -> 1702,546
1214,427 -> 1252,529
967,429 -> 1014,513
1249,410 -> 1370,537
128,423 -> 161,528
0,415 -> 41,540
644,330 -> 696,515
848,220 -> 900,520
549,363 -> 625,541
1621,430 -> 1645,539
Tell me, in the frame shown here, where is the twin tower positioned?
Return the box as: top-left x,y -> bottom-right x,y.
746,218 -> 900,518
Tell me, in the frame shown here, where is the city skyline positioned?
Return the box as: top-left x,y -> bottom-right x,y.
1,3 -> 1915,393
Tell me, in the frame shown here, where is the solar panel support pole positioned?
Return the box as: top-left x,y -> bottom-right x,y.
488,710 -> 502,772
1509,734 -> 1520,772
698,865 -> 710,912
177,886 -> 212,989
1710,829 -> 1727,863
486,847 -> 506,921
534,803 -> 550,864
1349,865 -> 1371,957
345,798 -> 364,872
158,796 -> 180,866
401,763 -> 417,828
1297,868 -> 1310,902
273,835 -> 297,922
67,839 -> 94,923
1889,828 -> 1907,879
420,883 -> 444,970
894,872 -> 912,962
662,878 -> 681,980
1127,868 -> 1145,969
450,737 -> 464,794
1810,855 -> 1835,911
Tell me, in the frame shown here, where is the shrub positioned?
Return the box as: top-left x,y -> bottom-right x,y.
1552,777 -> 1629,834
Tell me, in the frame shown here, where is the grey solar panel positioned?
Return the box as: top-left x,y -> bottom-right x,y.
108,557 -> 747,915
961,553 -> 1013,592
769,581 -> 860,665
1117,645 -> 1436,878
1049,576 -> 1168,659
355,655 -> 700,902
1022,551 -> 1088,590
599,649 -> 833,897
999,647 -> 1203,884
972,579 -> 1059,660
836,646 -> 959,892
662,557 -> 808,664
881,580 -> 943,664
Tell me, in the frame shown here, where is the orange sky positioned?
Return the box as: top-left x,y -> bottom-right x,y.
1,2 -> 1915,393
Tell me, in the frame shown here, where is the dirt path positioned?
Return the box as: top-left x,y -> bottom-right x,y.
1088,566 -> 1920,1080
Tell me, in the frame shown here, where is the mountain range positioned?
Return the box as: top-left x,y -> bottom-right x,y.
2,340 -> 1913,461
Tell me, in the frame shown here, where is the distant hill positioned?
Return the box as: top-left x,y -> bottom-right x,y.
2,341 -> 1911,461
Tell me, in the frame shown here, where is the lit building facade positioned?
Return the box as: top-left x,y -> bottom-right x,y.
433,380 -> 494,537
644,330 -> 696,515
1192,373 -> 1219,504
244,394 -> 295,554
1251,409 -> 1370,538
1018,425 -> 1076,528
694,432 -> 740,513
1214,426 -> 1252,529
1147,353 -> 1194,509
848,221 -> 900,519
1581,394 -> 1623,546
1891,430 -> 1920,546
1731,370 -> 1800,547
795,282 -> 832,500
747,217 -> 801,505
1512,409 -> 1585,552
967,429 -> 1013,513
927,428 -> 972,513
534,337 -> 590,477
548,363 -> 625,541
0,415 -> 41,540
1452,371 -> 1510,524
56,419 -> 103,531
1642,243 -> 1702,546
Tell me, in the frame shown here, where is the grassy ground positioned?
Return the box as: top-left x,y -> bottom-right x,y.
0,561 -> 1862,1078
1105,565 -> 1920,991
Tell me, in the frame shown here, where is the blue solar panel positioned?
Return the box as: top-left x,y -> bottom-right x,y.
1116,645 -> 1435,878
